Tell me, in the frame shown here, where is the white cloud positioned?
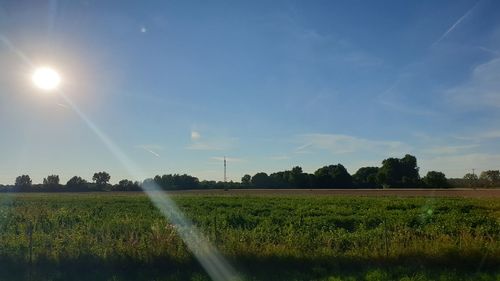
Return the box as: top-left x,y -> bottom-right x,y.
191,130 -> 201,141
421,144 -> 479,155
296,134 -> 411,155
447,57 -> 500,109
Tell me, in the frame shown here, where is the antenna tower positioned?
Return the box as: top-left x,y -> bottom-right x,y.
224,156 -> 227,182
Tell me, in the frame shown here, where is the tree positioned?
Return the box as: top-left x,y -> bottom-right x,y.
423,171 -> 448,188
479,170 -> 500,187
66,176 -> 88,190
463,173 -> 478,188
153,174 -> 199,190
314,164 -> 352,188
241,174 -> 251,186
15,175 -> 32,189
377,154 -> 420,187
353,167 -> 379,188
115,179 -> 140,191
289,166 -> 309,188
251,172 -> 270,187
43,175 -> 60,186
93,171 -> 111,186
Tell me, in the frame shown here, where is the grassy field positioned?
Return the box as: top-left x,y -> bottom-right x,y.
0,193 -> 499,281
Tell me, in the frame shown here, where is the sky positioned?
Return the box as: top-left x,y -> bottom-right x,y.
1,0 -> 500,184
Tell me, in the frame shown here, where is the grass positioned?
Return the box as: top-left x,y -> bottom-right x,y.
0,193 -> 499,280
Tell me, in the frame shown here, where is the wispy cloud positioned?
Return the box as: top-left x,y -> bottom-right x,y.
379,100 -> 437,116
433,1 -> 480,45
454,130 -> 500,142
421,144 -> 479,155
446,57 -> 500,109
377,77 -> 437,116
296,134 -> 411,155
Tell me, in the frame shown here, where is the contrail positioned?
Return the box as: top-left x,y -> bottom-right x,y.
433,1 -> 480,46
142,147 -> 161,157
1,34 -> 241,281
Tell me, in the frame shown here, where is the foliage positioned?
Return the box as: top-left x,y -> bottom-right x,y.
66,176 -> 88,191
93,171 -> 111,186
43,175 -> 60,186
153,174 -> 199,190
0,193 -> 498,280
353,167 -> 379,188
14,175 -> 32,189
377,154 -> 420,187
115,179 -> 141,191
314,164 -> 352,188
241,174 -> 251,186
423,171 -> 449,188
479,170 -> 500,187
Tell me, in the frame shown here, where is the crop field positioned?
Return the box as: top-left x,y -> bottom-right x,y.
0,193 -> 499,281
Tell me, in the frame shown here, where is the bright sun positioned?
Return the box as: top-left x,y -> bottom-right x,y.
32,67 -> 61,91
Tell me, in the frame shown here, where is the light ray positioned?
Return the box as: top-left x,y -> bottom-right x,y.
58,92 -> 240,281
0,34 -> 34,67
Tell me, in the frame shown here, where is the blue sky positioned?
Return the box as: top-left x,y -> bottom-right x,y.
1,0 -> 500,184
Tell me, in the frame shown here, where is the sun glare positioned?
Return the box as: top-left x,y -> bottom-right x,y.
32,67 -> 61,91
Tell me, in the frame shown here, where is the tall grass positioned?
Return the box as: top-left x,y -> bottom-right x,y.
0,193 -> 498,280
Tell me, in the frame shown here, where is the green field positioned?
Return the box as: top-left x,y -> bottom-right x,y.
0,193 -> 499,281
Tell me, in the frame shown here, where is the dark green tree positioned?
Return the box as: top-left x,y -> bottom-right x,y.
314,164 -> 352,188
93,171 -> 111,186
241,174 -> 251,186
377,154 -> 420,187
251,172 -> 270,188
66,176 -> 88,190
423,171 -> 448,187
153,174 -> 199,190
463,173 -> 478,188
115,179 -> 140,191
479,170 -> 500,187
289,166 -> 309,188
15,175 -> 32,189
43,175 -> 60,186
353,167 -> 379,188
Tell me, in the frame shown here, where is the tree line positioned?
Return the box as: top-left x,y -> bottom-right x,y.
0,154 -> 499,192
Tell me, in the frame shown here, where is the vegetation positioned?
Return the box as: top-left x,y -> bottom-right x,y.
0,193 -> 498,280
2,154 -> 499,192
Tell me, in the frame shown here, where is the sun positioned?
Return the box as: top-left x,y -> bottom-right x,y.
32,67 -> 61,91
